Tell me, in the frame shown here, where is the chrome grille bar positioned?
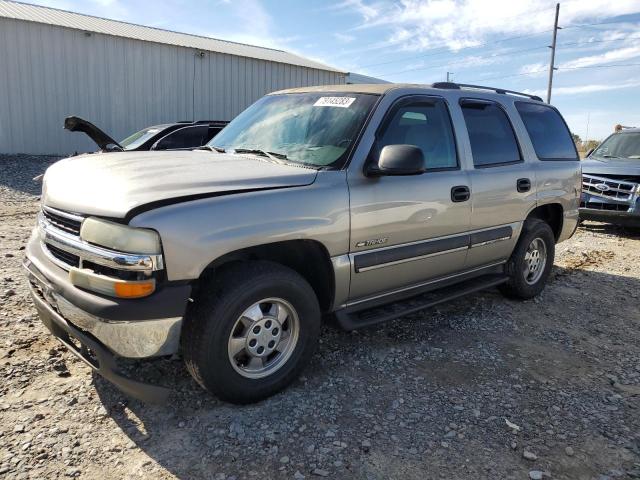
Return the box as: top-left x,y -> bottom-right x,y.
581,174 -> 637,203
38,212 -> 163,272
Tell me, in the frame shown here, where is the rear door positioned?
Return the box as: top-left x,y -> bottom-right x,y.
514,101 -> 581,240
459,98 -> 536,268
347,95 -> 472,302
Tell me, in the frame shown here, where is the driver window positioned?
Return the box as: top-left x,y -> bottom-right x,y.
376,99 -> 458,169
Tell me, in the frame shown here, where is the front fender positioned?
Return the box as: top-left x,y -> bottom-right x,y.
129,171 -> 350,281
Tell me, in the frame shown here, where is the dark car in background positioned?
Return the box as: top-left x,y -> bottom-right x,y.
64,116 -> 228,153
580,127 -> 640,228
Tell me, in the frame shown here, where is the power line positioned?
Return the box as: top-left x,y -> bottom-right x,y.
355,5 -> 560,69
355,16 -> 640,73
475,62 -> 640,82
377,45 -> 549,78
359,29 -> 554,70
377,32 -> 640,79
562,63 -> 640,71
558,35 -> 640,48
563,18 -> 640,30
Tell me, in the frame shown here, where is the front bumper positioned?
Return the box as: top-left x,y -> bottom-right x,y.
579,207 -> 640,227
580,193 -> 640,227
24,232 -> 192,402
26,264 -> 170,403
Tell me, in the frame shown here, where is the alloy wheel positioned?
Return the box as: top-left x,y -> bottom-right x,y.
227,298 -> 300,379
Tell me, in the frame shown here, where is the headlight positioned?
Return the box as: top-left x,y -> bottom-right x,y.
80,217 -> 161,254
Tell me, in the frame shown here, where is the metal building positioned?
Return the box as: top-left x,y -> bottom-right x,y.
0,1 -> 346,155
346,72 -> 390,85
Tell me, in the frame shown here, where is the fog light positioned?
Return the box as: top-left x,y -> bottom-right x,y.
69,268 -> 155,299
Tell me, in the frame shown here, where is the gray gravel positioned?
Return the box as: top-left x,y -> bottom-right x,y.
1,154 -> 640,479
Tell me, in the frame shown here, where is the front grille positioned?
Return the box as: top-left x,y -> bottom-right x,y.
580,201 -> 631,212
582,174 -> 637,202
42,208 -> 82,236
46,243 -> 80,267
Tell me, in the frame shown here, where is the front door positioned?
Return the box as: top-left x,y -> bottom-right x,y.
347,95 -> 471,302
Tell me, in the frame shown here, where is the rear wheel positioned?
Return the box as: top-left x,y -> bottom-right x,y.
500,218 -> 555,299
182,261 -> 321,404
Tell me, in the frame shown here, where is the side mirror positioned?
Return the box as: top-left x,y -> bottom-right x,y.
367,144 -> 426,176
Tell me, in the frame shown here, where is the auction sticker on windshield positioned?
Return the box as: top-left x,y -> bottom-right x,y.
314,97 -> 356,108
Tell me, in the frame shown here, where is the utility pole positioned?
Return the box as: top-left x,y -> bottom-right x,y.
546,3 -> 561,103
446,71 -> 453,82
585,112 -> 590,144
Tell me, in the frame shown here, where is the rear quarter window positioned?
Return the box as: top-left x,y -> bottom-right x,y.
515,102 -> 578,161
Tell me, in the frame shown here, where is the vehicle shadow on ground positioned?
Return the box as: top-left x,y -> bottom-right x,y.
93,264 -> 640,479
0,154 -> 60,196
579,221 -> 640,239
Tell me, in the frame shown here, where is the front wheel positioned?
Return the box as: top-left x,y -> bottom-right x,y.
182,261 -> 321,404
500,218 -> 555,299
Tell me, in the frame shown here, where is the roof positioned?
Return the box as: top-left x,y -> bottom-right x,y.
273,82 -> 544,102
0,0 -> 344,73
273,83 -> 412,95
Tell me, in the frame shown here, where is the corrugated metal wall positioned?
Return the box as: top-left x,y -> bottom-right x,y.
0,18 -> 345,155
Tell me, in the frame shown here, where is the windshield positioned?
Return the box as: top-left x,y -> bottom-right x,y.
209,93 -> 379,168
120,125 -> 168,150
591,132 -> 640,159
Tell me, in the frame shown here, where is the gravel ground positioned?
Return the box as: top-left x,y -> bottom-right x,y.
1,154 -> 639,480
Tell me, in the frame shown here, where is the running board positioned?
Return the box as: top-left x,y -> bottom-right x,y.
335,274 -> 508,330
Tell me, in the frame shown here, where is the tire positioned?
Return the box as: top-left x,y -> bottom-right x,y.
182,261 -> 321,404
499,218 -> 555,299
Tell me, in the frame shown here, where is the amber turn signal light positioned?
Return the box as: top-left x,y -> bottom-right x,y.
69,268 -> 156,299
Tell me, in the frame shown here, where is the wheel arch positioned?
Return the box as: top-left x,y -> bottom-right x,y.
195,240 -> 336,313
525,203 -> 564,241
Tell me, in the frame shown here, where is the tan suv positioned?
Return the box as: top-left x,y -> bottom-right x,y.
24,82 -> 581,404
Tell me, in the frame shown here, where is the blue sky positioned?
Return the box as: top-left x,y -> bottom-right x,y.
29,0 -> 640,140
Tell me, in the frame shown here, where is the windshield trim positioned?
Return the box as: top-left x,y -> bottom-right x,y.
210,92 -> 382,171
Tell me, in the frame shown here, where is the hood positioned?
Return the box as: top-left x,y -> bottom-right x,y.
64,116 -> 123,152
581,157 -> 640,177
42,150 -> 317,218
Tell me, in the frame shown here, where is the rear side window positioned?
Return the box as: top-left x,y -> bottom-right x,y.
376,98 -> 458,170
460,100 -> 522,167
515,102 -> 578,160
154,125 -> 208,150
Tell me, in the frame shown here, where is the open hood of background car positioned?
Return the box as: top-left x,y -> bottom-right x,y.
64,116 -> 123,152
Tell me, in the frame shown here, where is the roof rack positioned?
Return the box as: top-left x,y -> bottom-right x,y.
431,82 -> 543,102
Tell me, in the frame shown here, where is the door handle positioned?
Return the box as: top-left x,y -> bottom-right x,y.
517,178 -> 531,193
451,185 -> 470,202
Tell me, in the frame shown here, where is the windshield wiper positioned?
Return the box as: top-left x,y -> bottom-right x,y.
233,148 -> 288,162
196,145 -> 225,153
602,154 -> 620,158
